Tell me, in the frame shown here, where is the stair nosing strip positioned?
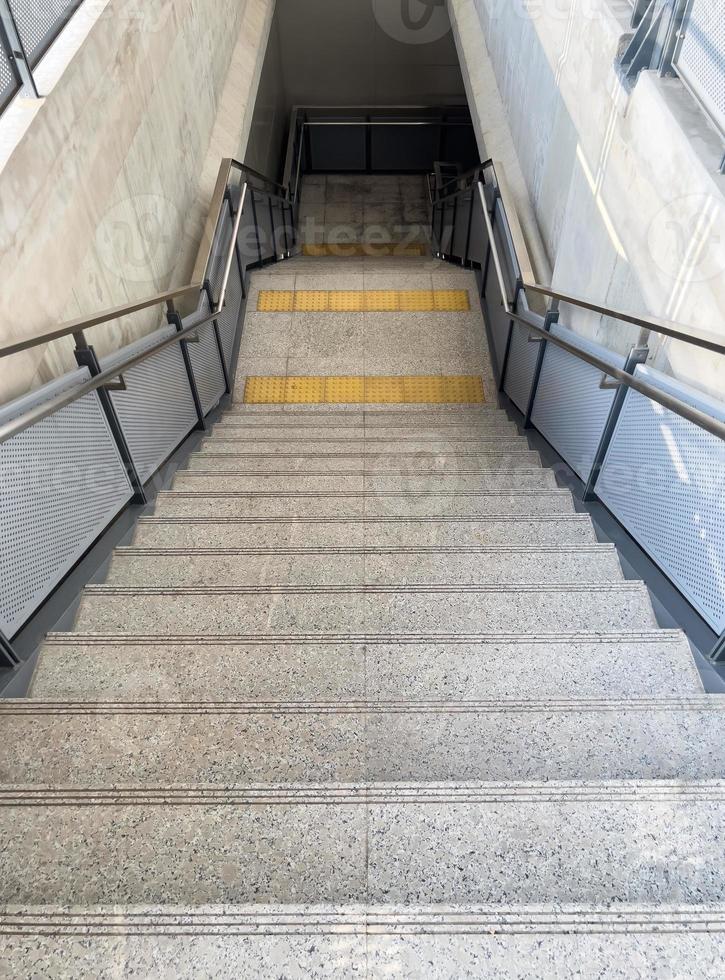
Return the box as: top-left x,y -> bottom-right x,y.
41,629 -> 687,645
81,583 -> 649,596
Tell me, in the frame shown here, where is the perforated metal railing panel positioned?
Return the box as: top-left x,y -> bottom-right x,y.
9,0 -> 83,66
101,327 -> 198,484
674,0 -> 725,135
0,369 -> 132,636
597,365 -> 725,632
184,296 -> 227,414
0,37 -> 18,111
503,318 -> 542,414
531,324 -> 627,481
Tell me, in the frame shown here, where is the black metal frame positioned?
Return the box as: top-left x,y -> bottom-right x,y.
0,164 -> 296,680
0,0 -> 87,112
431,160 -> 725,664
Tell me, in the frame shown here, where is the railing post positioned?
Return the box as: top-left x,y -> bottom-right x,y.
582,344 -> 649,501
523,299 -> 560,428
708,630 -> 725,664
0,628 -> 20,668
462,187 -> 475,268
166,305 -> 206,431
73,332 -> 148,505
0,0 -> 39,98
249,190 -> 264,267
203,281 -> 231,395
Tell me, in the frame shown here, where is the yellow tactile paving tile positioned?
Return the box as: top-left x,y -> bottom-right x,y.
257,290 -> 470,313
244,375 -> 485,405
302,243 -> 428,257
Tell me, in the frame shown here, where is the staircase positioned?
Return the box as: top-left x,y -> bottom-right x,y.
0,180 -> 723,975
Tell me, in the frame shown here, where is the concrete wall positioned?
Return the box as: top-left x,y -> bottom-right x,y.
449,0 -> 725,398
0,0 -> 275,403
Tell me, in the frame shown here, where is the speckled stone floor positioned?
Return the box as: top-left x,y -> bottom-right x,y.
3,187 -> 724,977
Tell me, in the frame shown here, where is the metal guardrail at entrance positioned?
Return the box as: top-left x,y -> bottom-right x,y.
0,0 -> 86,111
621,0 -> 725,168
0,157 -> 295,668
431,159 -> 725,663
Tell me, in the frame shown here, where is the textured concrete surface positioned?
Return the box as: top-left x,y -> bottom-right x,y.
32,633 -> 703,701
3,700 -> 724,784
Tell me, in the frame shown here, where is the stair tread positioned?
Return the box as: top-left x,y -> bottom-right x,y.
1,782 -> 722,907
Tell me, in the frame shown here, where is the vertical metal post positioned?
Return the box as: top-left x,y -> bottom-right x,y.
73,333 -> 147,505
708,629 -> 725,664
0,0 -> 39,98
203,281 -> 231,395
462,188 -> 475,267
583,344 -> 649,501
280,201 -> 290,257
167,306 -> 206,430
268,196 -> 277,260
0,628 -> 20,668
249,190 -> 264,267
523,300 -> 560,428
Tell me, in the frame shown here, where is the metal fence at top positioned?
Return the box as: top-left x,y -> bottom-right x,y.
621,0 -> 725,150
673,0 -> 725,139
0,0 -> 85,111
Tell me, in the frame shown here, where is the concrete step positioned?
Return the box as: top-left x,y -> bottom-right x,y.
32,632 -> 703,701
105,545 -> 623,587
171,470 -> 558,492
197,439 -> 530,455
72,583 -> 657,635
223,407 -> 500,419
151,491 -> 577,519
212,423 -> 520,438
0,783 -> 721,905
132,516 -> 597,548
1,907 -> 722,978
184,452 -> 543,473
2,698 -> 724,785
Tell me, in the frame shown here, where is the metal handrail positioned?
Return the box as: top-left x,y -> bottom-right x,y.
0,157 -> 292,446
445,168 -> 725,359
0,306 -> 220,446
1,158 -> 285,361
0,284 -> 203,359
474,182 -> 725,444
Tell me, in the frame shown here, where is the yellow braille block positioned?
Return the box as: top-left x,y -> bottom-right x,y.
256,290 -> 470,313
243,376 -> 288,403
243,375 -> 485,404
324,376 -> 366,403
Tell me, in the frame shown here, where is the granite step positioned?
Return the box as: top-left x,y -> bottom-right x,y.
105,545 -> 624,587
151,491 -> 576,519
222,407 -> 500,420
197,440 -> 531,458
72,583 -> 657,634
171,471 -> 558,492
0,783 -> 722,906
184,453 -> 543,473
211,423 -> 520,438
132,516 -> 597,548
2,698 -> 723,784
32,632 -> 703,701
1,907 -> 722,979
